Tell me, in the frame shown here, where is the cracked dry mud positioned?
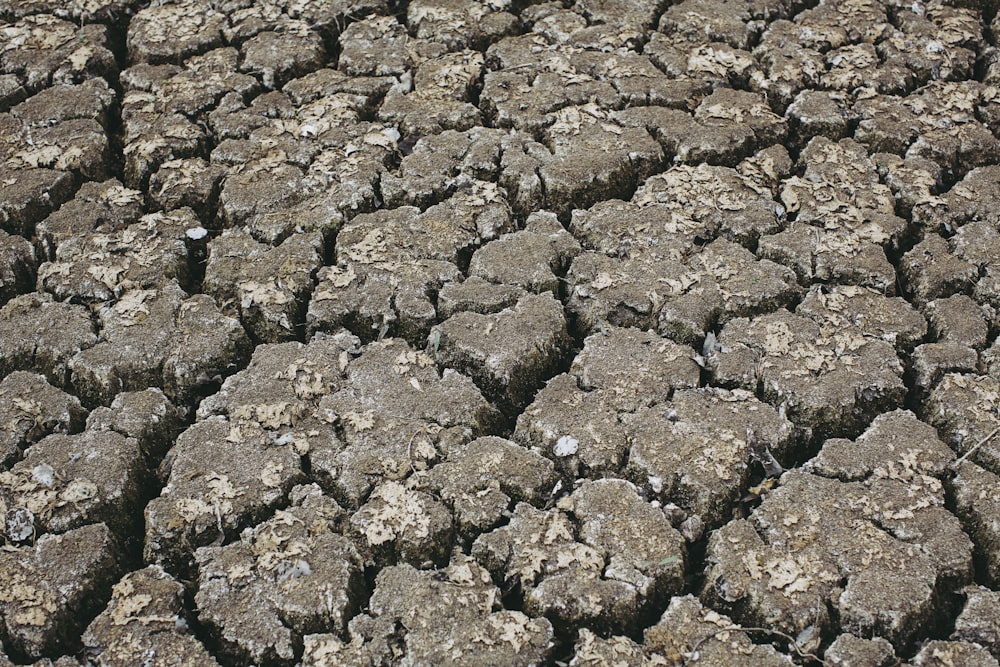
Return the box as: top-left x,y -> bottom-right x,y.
2,1 -> 1000,666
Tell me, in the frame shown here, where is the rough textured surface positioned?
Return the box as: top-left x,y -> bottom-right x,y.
708,309 -> 906,439
3,1 -> 1000,664
195,486 -> 362,665
0,372 -> 85,471
0,523 -> 119,660
82,565 -> 219,667
705,411 -> 971,650
473,479 -> 685,635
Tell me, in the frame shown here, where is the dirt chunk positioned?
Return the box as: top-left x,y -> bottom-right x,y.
910,640 -> 1000,667
338,15 -> 423,77
0,292 -> 97,387
11,78 -> 114,129
804,409 -> 955,482
309,187 -> 513,344
195,334 -> 359,423
233,123 -> 399,242
794,0 -> 891,49
35,179 -> 143,261
144,415 -> 307,577
283,67 -> 393,112
214,157 -> 308,230
951,586 -> 1000,660
645,34 -> 758,89
301,554 -> 553,667
796,284 -> 927,353
709,309 -> 906,438
0,73 -> 26,112
4,118 -> 110,180
203,229 -> 322,343
82,565 -> 219,667
148,158 -> 226,219
127,47 -> 259,120
658,0 -> 762,50
853,82 -> 1000,179
473,479 -> 685,635
692,87 -> 788,152
0,228 -> 33,305
38,207 -> 200,303
68,281 -> 249,407
824,634 -> 897,667
625,388 -> 798,527
205,91 -> 291,146
121,111 -> 206,190
538,105 -> 663,216
877,5 -> 980,86
408,0 -> 517,51
0,14 -> 116,92
0,166 -> 75,237
342,185 -> 512,267
515,373 -> 630,476
950,221 -> 1000,312
126,0 -> 227,65
924,295 -> 988,350
309,259 -> 461,347
567,629 -> 648,667
379,50 -> 484,136
380,127 -> 507,209
574,0 -> 671,31
85,388 -> 181,461
919,165 -> 1000,234
786,90 -> 854,146
1,425 -> 145,539
751,20 -> 827,111
348,480 -> 453,567
239,25 -> 326,90
487,54 -> 670,202
645,595 -> 796,666
570,326 -> 700,413
640,148 -> 788,246
910,342 -> 978,395
431,292 -> 571,412
0,522 -> 119,660
467,211 -> 580,294
900,234 -> 979,306
195,487 -> 363,666
760,137 -> 905,293
0,372 -> 85,471
665,238 -> 798,341
317,338 -> 502,506
822,43 -> 912,97
571,595 -> 798,665
567,163 -> 794,340
417,436 -> 557,539
436,277 -> 526,319
948,462 -> 1000,587
874,152 -> 944,227
704,411 -> 970,649
925,373 -> 1000,474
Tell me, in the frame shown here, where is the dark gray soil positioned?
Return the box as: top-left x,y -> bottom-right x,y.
1,1 -> 1000,665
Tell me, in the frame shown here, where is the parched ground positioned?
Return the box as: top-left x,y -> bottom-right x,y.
1,0 -> 1000,665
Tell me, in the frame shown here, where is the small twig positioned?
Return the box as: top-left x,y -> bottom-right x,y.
407,429 -> 420,473
686,625 -> 826,665
950,425 -> 1000,469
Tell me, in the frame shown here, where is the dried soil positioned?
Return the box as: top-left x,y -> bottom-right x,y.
1,1 -> 1000,665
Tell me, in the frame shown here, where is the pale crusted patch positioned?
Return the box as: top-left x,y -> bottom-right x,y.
359,481 -> 433,546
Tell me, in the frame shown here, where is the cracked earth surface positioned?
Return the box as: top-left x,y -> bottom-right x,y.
1,0 -> 1000,665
